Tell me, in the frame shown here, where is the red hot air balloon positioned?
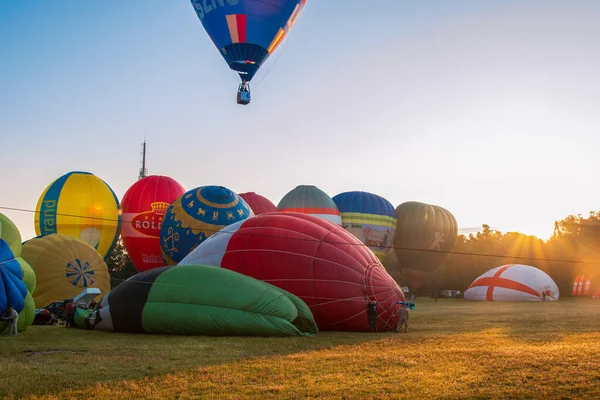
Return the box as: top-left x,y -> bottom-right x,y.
179,212 -> 405,332
239,192 -> 277,215
121,176 -> 186,272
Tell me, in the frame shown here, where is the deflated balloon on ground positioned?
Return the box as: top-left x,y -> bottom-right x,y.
75,264 -> 318,337
22,234 -> 111,308
180,212 -> 405,332
0,213 -> 36,333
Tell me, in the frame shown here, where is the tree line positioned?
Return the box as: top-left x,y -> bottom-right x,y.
436,211 -> 600,295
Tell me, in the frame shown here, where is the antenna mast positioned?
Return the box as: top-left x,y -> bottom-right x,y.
139,139 -> 148,180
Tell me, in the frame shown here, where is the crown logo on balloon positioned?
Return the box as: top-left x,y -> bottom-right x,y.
151,202 -> 170,214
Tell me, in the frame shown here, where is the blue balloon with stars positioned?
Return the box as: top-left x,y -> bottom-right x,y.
160,186 -> 253,265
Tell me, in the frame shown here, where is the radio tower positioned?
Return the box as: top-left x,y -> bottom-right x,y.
139,139 -> 148,180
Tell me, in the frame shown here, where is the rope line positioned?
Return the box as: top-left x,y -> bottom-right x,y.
3,205 -> 598,265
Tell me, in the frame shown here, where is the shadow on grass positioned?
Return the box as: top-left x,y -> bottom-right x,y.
4,298 -> 600,398
0,326 -> 390,399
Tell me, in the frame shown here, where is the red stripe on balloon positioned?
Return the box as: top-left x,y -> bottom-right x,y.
468,265 -> 540,301
237,14 -> 247,43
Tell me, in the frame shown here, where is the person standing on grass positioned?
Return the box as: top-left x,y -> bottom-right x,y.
367,300 -> 378,332
4,306 -> 19,336
65,299 -> 75,328
395,302 -> 410,333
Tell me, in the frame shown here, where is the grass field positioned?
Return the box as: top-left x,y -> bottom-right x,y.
1,298 -> 599,399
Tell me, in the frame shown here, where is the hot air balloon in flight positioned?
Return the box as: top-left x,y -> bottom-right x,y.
34,171 -> 121,260
332,191 -> 397,261
0,213 -> 36,334
121,176 -> 186,272
189,0 -> 307,105
393,201 -> 458,290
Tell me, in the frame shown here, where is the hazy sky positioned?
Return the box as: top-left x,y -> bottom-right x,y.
1,0 -> 600,242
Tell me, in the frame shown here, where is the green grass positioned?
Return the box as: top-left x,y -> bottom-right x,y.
2,298 -> 599,399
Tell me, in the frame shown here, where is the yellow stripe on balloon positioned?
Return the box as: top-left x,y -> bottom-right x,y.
267,28 -> 285,54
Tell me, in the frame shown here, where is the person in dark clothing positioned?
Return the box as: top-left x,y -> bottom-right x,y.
367,300 -> 378,332
65,300 -> 75,327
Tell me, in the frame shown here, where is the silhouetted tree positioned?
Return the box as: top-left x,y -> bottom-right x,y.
105,237 -> 137,288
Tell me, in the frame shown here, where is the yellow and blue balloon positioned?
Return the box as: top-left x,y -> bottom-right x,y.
22,234 -> 111,308
34,171 -> 121,260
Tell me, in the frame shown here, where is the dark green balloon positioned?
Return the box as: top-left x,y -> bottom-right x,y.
393,201 -> 458,289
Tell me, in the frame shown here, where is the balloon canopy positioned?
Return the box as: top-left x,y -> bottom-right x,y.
34,171 -> 121,260
180,212 -> 405,332
277,185 -> 341,225
464,264 -> 559,302
22,234 -> 110,308
160,186 -> 253,265
0,213 -> 36,333
121,175 -> 186,272
77,264 -> 318,337
190,0 -> 307,82
332,191 -> 397,261
393,201 -> 458,289
239,192 -> 277,215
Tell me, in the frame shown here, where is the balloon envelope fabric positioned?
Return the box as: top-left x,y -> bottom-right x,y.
277,185 -> 342,225
0,213 -> 36,333
239,192 -> 277,215
121,175 -> 186,272
160,186 -> 253,265
78,264 -> 318,337
22,234 -> 110,308
190,0 -> 308,82
180,212 -> 405,332
34,171 -> 121,260
332,191 -> 397,261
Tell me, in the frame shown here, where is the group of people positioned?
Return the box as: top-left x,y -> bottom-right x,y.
367,300 -> 411,333
63,299 -> 98,327
6,297 -> 400,336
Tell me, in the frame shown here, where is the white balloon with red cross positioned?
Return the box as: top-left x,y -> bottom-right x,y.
464,264 -> 560,302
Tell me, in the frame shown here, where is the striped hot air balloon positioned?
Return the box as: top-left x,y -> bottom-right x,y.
277,185 -> 341,225
34,171 -> 121,260
332,191 -> 397,261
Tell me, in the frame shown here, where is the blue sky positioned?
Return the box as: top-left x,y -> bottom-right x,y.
2,0 -> 600,241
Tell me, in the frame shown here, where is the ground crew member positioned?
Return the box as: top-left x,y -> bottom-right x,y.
367,300 -> 378,332
396,302 -> 410,333
4,306 -> 19,336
